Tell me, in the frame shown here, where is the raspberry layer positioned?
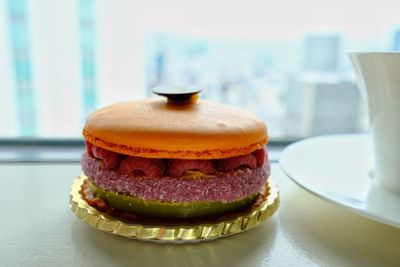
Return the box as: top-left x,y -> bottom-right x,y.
81,152 -> 269,203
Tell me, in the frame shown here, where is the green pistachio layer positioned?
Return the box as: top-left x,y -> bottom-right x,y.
89,182 -> 258,218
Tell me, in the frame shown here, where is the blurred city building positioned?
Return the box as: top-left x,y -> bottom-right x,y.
285,34 -> 366,136
393,29 -> 400,51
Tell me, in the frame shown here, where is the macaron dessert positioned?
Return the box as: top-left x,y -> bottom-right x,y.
80,88 -> 271,220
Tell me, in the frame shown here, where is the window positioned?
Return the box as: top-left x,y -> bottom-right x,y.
1,0 -> 399,140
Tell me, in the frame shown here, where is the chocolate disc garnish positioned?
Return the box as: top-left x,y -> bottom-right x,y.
152,85 -> 201,103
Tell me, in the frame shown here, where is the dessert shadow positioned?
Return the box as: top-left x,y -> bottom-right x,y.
70,218 -> 277,267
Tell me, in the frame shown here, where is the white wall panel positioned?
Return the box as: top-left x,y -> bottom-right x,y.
96,0 -> 145,106
29,0 -> 82,137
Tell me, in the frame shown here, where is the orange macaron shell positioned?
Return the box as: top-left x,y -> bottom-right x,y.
83,98 -> 268,159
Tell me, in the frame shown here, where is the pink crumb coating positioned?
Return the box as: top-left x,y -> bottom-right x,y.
81,152 -> 270,203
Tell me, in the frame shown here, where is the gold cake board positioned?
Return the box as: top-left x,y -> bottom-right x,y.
69,174 -> 279,243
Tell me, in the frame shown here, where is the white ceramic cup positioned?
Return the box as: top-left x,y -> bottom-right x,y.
349,52 -> 400,194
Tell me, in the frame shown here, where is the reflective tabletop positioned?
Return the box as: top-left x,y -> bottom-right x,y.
1,163 -> 399,266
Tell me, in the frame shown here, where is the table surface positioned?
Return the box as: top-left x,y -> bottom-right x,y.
1,163 -> 400,267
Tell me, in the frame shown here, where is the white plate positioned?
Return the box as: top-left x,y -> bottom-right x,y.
279,134 -> 400,228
